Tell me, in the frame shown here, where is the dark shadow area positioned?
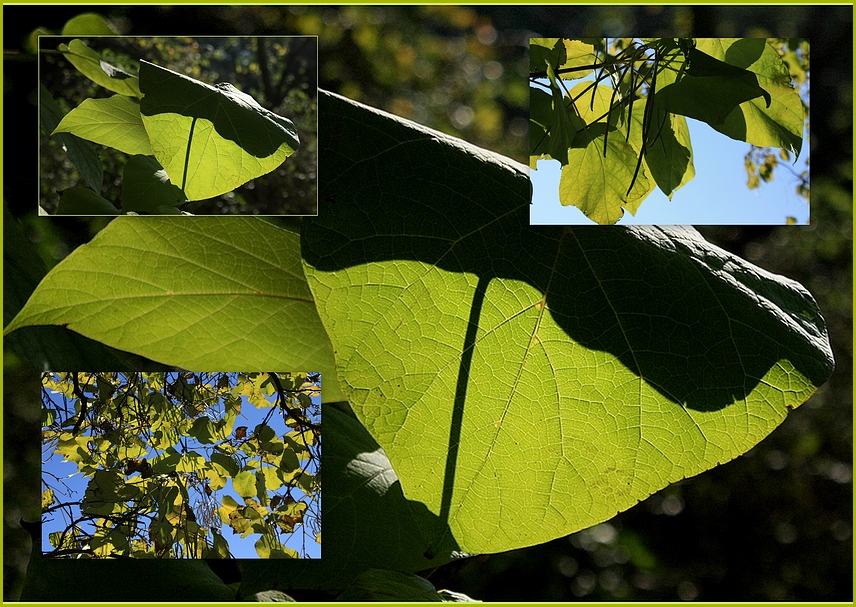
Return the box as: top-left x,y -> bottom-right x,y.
304,91 -> 833,415
430,274 -> 489,558
139,57 -> 300,159
238,402 -> 463,597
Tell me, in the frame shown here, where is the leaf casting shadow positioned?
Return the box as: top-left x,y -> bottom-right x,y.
139,60 -> 299,160
304,90 -> 833,416
303,90 -> 833,552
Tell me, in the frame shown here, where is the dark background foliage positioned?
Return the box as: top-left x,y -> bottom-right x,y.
4,4 -> 851,601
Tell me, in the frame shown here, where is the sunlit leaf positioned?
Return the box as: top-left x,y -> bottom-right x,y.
139,60 -> 299,200
5,218 -> 344,403
302,91 -> 833,555
52,95 -> 153,156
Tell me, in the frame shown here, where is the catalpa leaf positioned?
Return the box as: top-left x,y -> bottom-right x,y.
301,91 -> 834,555
58,39 -> 141,98
52,94 -> 153,156
139,60 -> 299,201
3,217 -> 344,403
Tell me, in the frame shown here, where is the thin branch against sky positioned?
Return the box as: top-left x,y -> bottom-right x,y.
530,38 -> 810,225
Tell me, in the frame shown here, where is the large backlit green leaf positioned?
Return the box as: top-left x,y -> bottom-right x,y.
301,91 -> 834,555
3,217 -> 344,402
3,205 -> 167,370
139,60 -> 299,201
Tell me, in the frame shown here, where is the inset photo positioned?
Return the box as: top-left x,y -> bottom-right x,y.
41,372 -> 321,559
529,38 -> 809,225
39,36 -> 318,216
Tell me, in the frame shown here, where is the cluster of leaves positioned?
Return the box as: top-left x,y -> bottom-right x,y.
530,37 -> 805,224
41,371 -> 321,559
40,36 -> 304,215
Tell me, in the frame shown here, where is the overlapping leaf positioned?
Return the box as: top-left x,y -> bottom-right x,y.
52,95 -> 153,156
530,38 -> 804,223
58,38 -> 141,98
301,91 -> 833,554
4,218 -> 344,402
238,404 -> 464,594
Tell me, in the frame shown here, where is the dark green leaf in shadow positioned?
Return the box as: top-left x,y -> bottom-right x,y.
139,60 -> 299,200
238,404 -> 465,596
337,569 -> 444,602
40,84 -> 103,194
55,187 -> 118,215
121,154 -> 187,212
19,517 -> 232,602
20,529 -> 236,601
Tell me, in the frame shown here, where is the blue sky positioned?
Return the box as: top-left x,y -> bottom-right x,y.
41,372 -> 321,560
530,63 -> 810,226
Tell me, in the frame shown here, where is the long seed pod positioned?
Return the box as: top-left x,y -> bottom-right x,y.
627,47 -> 660,196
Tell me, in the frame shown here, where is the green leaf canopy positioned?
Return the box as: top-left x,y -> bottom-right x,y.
139,60 -> 300,201
301,91 -> 833,554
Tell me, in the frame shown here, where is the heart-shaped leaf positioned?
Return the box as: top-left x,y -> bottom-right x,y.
139,60 -> 299,201
301,91 -> 834,555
